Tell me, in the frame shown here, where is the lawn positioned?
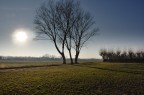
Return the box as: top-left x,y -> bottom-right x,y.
0,62 -> 144,95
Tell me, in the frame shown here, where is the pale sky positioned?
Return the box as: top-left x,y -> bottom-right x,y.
0,0 -> 144,58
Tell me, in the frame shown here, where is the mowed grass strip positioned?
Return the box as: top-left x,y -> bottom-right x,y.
0,62 -> 144,95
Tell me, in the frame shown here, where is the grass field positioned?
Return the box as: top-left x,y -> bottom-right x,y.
0,62 -> 144,95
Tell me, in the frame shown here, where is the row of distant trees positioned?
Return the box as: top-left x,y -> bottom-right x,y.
100,49 -> 144,63
0,54 -> 61,61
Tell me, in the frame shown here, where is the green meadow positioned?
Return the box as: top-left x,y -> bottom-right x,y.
0,62 -> 144,95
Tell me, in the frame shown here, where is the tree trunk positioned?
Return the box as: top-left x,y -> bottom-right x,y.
54,41 -> 66,64
61,53 -> 66,64
75,52 -> 79,64
68,50 -> 73,64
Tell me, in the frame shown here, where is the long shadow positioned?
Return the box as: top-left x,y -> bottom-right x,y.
74,65 -> 144,75
0,64 -> 62,70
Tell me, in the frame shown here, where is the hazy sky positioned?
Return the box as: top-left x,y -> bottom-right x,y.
0,0 -> 144,58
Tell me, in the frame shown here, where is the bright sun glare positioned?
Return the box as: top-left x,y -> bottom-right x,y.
14,30 -> 28,43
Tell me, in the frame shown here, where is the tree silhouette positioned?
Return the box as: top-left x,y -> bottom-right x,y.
34,0 -> 98,64
72,10 -> 98,64
34,0 -> 69,64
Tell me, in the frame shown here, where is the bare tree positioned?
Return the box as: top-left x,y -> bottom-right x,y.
34,0 -> 68,64
72,10 -> 99,64
56,0 -> 78,64
58,0 -> 98,64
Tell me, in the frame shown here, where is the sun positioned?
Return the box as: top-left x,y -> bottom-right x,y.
16,31 -> 28,42
14,30 -> 28,43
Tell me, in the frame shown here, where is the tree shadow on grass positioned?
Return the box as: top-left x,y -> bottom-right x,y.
74,64 -> 144,75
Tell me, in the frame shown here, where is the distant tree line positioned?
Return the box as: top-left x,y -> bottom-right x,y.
100,49 -> 144,63
0,54 -> 62,61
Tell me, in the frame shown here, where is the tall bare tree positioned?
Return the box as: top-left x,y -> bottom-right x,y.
56,0 -> 78,64
34,1 -> 68,64
72,10 -> 99,64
